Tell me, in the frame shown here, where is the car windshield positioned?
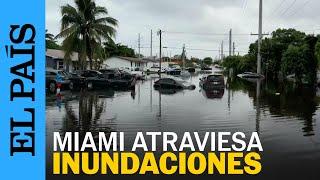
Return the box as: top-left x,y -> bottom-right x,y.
207,75 -> 223,81
158,78 -> 175,84
169,77 -> 188,84
57,71 -> 68,76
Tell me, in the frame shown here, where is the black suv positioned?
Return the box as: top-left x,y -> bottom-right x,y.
78,70 -> 110,90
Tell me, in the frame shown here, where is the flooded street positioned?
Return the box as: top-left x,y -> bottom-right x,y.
46,70 -> 320,179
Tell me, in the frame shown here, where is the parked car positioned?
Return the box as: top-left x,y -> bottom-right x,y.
99,68 -> 121,77
186,67 -> 196,73
214,64 -> 223,69
201,66 -> 212,71
166,65 -> 182,75
237,72 -> 264,79
144,66 -> 166,73
202,88 -> 225,99
112,71 -> 136,89
120,67 -> 145,80
156,88 -> 182,95
67,73 -> 87,91
199,74 -> 225,90
46,69 -> 70,93
154,78 -> 196,90
78,70 -> 110,90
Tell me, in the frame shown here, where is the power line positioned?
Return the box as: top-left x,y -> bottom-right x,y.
138,46 -> 248,53
287,0 -> 311,17
242,0 -> 248,13
164,31 -> 251,36
280,0 -> 297,16
273,0 -> 287,15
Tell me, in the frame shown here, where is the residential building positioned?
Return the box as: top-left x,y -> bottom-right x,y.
102,56 -> 159,70
46,49 -> 89,72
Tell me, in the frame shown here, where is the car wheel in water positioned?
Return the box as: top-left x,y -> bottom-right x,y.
69,82 -> 74,91
189,85 -> 196,90
87,82 -> 93,90
49,82 -> 56,94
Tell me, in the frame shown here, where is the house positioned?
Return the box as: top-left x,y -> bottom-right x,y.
46,49 -> 89,72
103,56 -> 159,70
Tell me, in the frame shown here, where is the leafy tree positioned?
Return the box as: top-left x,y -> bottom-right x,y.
203,57 -> 213,65
303,35 -> 318,83
281,45 -> 307,83
248,28 -> 306,79
45,30 -> 61,50
57,0 -> 118,70
222,55 -> 256,75
316,41 -> 320,69
104,41 -> 135,57
223,28 -> 319,84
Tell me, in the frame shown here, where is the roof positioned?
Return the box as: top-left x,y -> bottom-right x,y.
108,56 -> 159,63
46,49 -> 83,61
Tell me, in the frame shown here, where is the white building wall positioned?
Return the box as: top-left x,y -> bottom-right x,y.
103,57 -> 147,70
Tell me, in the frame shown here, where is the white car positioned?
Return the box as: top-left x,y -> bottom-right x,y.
144,66 -> 166,73
120,67 -> 145,80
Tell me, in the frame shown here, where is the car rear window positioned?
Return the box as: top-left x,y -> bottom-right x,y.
159,78 -> 175,84
46,71 -> 56,76
207,75 -> 223,81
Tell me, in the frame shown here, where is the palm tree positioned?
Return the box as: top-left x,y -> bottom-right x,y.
56,0 -> 118,70
46,29 -> 55,41
46,30 -> 61,50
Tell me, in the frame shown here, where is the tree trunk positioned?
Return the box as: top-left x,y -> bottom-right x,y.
86,37 -> 93,70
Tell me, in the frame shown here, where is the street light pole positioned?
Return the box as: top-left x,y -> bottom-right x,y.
150,30 -> 153,57
257,0 -> 263,75
138,33 -> 141,60
158,30 -> 162,78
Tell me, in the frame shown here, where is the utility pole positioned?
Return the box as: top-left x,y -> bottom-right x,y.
150,30 -> 153,58
229,29 -> 232,57
233,42 -> 235,56
251,0 -> 268,75
182,44 -> 186,70
257,0 -> 262,75
218,46 -> 221,60
221,41 -> 224,60
158,30 -> 162,78
257,0 -> 262,74
138,33 -> 141,59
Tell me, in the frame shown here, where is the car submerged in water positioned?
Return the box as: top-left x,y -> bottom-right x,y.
67,73 -> 87,91
154,78 -> 196,90
107,71 -> 136,90
237,72 -> 264,79
78,70 -> 110,90
78,70 -> 136,90
199,74 -> 225,90
46,69 -> 86,93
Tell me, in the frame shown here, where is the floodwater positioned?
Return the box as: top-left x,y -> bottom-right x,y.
46,69 -> 320,179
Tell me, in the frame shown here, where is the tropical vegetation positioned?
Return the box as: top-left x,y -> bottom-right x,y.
46,30 -> 61,50
56,0 -> 118,70
222,28 -> 320,85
